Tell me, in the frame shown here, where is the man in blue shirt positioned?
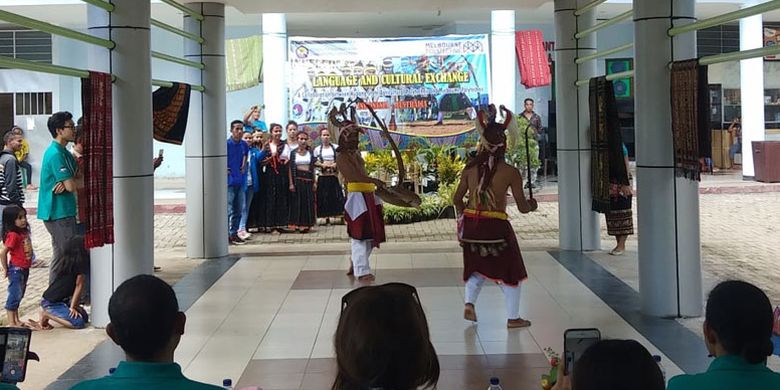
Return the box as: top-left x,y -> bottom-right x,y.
71,275 -> 223,390
227,120 -> 249,245
243,104 -> 267,132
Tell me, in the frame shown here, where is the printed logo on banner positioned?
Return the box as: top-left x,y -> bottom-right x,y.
295,45 -> 310,59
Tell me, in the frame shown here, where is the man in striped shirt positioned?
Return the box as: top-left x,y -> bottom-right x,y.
0,130 -> 25,211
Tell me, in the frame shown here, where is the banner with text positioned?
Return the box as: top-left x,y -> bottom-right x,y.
288,35 -> 490,138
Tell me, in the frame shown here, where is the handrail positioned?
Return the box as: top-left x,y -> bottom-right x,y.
575,10 -> 633,39
161,0 -> 205,21
152,79 -> 205,92
0,9 -> 115,49
668,0 -> 780,36
575,43 -> 634,64
151,51 -> 205,69
0,55 -> 90,78
575,0 -> 608,16
151,19 -> 204,44
699,44 -> 780,66
575,70 -> 634,87
80,0 -> 114,12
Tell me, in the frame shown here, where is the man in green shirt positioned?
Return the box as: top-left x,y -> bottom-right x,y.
72,275 -> 222,390
38,112 -> 80,282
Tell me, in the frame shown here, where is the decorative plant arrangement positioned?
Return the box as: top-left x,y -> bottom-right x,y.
540,347 -> 560,390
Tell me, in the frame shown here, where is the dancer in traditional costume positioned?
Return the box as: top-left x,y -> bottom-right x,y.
453,104 -> 538,329
251,123 -> 289,234
589,77 -> 633,256
288,131 -> 317,233
314,128 -> 345,224
333,113 -> 385,282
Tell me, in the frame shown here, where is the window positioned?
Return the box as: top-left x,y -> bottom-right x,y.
0,28 -> 52,63
15,92 -> 52,115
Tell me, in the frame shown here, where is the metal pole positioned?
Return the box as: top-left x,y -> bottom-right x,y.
151,18 -> 204,43
700,44 -> 780,65
0,9 -> 115,49
575,10 -> 633,39
152,78 -> 205,92
0,55 -> 89,78
576,70 -> 634,87
161,0 -> 205,21
152,50 -> 205,69
575,43 -> 634,64
575,0 -> 608,16
80,0 -> 114,12
668,0 -> 780,36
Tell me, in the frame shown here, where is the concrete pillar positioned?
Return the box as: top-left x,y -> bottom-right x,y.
740,3 -> 765,178
184,3 -> 228,259
490,10 -> 516,111
553,0 -> 601,251
634,0 -> 702,317
87,0 -> 154,327
262,13 -> 288,135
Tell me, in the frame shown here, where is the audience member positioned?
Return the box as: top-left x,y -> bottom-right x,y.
332,283 -> 439,390
238,131 -> 266,240
0,206 -> 32,327
0,130 -> 25,210
551,339 -> 664,390
28,235 -> 88,330
9,127 -> 34,190
227,120 -> 249,245
243,104 -> 267,133
71,274 -> 223,389
39,112 -> 80,283
667,280 -> 780,390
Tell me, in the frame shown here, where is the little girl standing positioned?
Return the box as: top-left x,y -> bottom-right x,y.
0,205 -> 32,327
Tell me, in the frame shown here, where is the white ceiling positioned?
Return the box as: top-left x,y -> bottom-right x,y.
0,1 -> 777,36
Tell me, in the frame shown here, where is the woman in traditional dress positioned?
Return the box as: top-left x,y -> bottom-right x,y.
314,128 -> 345,224
287,131 -> 316,233
607,143 -> 633,256
251,123 -> 289,235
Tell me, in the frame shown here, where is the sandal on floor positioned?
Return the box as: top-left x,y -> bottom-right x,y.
609,249 -> 625,256
26,319 -> 53,331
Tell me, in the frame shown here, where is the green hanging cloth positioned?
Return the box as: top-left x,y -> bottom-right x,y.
225,35 -> 263,91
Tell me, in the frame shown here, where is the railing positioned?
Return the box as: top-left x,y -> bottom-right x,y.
668,0 -> 780,36
575,43 -> 634,64
575,10 -> 633,39
161,0 -> 204,21
0,9 -> 115,49
151,18 -> 204,43
152,51 -> 205,69
153,79 -> 205,92
574,0 -> 608,16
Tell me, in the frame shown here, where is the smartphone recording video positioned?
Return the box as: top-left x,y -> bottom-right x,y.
563,328 -> 601,376
0,328 -> 31,383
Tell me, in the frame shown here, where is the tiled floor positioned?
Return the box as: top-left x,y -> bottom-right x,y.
168,250 -> 685,390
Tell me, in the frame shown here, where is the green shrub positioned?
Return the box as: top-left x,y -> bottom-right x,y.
383,181 -> 458,224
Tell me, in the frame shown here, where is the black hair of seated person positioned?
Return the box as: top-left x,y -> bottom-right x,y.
332,285 -> 439,390
572,339 -> 664,390
705,280 -> 774,364
107,275 -> 182,361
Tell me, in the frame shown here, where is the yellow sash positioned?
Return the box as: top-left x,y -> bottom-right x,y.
463,208 -> 508,220
347,182 -> 377,193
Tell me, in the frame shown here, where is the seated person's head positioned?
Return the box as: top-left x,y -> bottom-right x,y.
332,283 -> 439,390
573,339 -> 664,390
704,280 -> 774,364
106,275 -> 184,362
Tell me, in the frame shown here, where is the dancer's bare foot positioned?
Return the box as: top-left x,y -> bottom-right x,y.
507,317 -> 532,328
271,229 -> 281,235
346,264 -> 354,276
464,303 -> 477,322
357,274 -> 375,283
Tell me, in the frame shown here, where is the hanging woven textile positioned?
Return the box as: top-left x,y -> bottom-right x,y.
515,30 -> 552,88
226,35 -> 263,91
153,82 -> 192,145
671,59 -> 710,181
589,76 -> 626,214
80,71 -> 114,249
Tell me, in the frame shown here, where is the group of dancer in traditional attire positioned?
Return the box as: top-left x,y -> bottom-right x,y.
242,121 -> 346,237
